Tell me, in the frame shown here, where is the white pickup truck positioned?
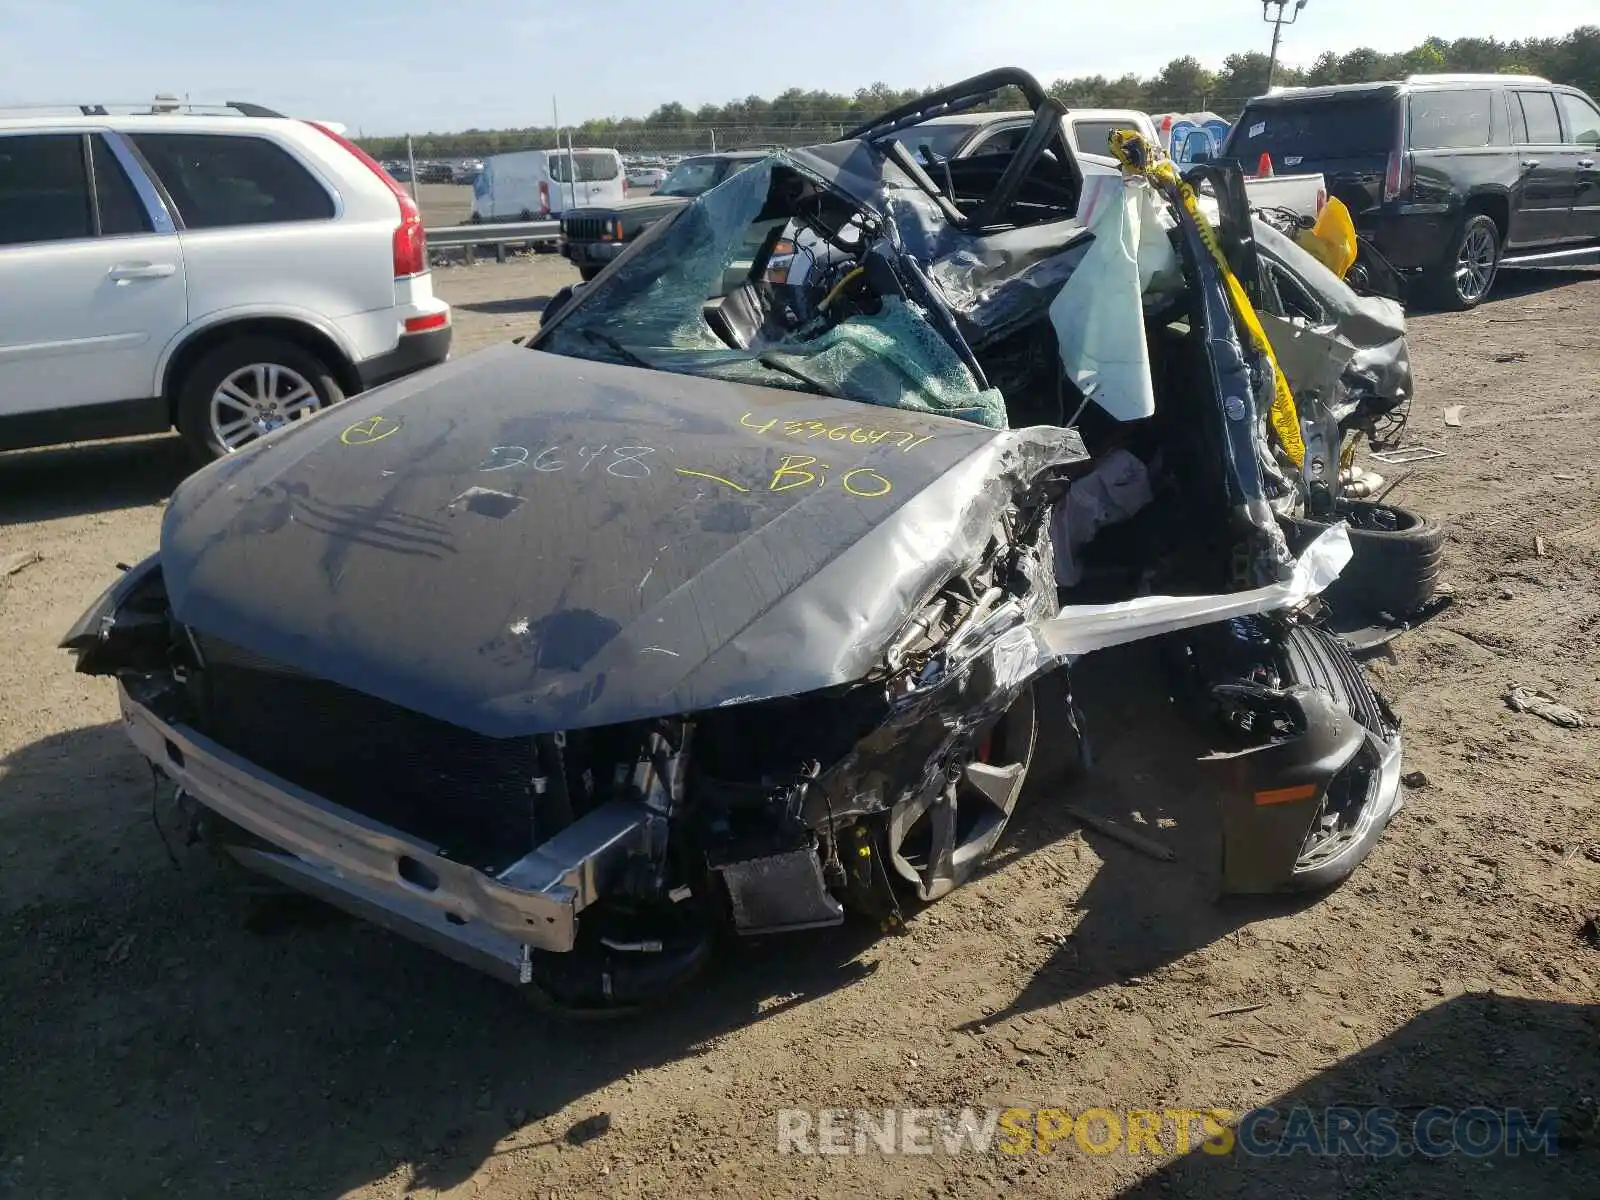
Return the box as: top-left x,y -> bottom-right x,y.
1066,107 -> 1327,220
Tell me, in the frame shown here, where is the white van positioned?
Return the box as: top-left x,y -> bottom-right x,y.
469,148 -> 626,221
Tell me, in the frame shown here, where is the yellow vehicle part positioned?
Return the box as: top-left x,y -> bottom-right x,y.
1296,195 -> 1358,278
1106,130 -> 1305,468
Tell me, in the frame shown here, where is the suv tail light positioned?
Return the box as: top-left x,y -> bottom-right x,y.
1382,150 -> 1413,203
306,121 -> 426,278
1382,104 -> 1412,203
539,181 -> 550,216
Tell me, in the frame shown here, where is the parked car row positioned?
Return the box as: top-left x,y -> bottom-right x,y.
382,157 -> 483,185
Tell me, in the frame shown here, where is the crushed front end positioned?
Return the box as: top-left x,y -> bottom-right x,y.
64,416 -> 1080,1011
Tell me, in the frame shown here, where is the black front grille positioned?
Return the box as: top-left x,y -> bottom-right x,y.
562,214 -> 608,241
192,635 -> 535,870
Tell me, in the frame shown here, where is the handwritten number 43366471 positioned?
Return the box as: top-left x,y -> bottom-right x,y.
476,445 -> 655,478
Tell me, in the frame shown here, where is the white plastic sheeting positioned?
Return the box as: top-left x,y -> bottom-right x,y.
1040,524 -> 1353,658
1047,177 -> 1182,423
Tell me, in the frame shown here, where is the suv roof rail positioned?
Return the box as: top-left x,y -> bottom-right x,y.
0,99 -> 287,119
1405,72 -> 1550,85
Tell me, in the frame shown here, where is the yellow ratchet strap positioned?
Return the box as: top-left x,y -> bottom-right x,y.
1107,131 -> 1305,467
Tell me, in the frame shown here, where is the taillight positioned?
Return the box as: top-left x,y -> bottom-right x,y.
305,120 -> 426,277
404,311 -> 449,334
1382,104 -> 1412,203
1382,150 -> 1413,203
539,181 -> 550,216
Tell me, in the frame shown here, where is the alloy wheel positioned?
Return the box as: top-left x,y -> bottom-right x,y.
1454,224 -> 1497,304
888,685 -> 1038,902
209,363 -> 322,451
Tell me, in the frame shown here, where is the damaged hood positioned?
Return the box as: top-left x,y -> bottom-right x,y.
160,345 -> 1085,737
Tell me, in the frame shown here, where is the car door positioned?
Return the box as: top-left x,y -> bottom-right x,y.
1509,88 -> 1581,246
1555,89 -> 1600,241
0,131 -> 186,427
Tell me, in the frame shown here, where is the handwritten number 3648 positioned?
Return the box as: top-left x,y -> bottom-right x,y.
477,445 -> 654,478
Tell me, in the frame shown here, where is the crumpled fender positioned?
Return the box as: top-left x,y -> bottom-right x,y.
1205,683 -> 1364,893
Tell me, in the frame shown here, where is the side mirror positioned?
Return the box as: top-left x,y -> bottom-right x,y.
1190,150 -> 1212,164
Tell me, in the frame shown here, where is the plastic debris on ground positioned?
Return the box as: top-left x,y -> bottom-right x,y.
1504,686 -> 1586,729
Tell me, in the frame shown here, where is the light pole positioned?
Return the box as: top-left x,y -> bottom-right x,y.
1262,0 -> 1308,90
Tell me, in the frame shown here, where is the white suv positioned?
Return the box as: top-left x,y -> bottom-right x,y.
0,102 -> 452,460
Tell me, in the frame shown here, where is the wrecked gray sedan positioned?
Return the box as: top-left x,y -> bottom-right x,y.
66,71 -> 1409,1011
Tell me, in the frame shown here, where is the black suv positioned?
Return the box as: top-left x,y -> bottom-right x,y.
1225,74 -> 1600,308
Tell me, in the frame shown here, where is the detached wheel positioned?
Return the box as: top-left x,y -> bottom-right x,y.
1281,500 -> 1443,621
176,337 -> 343,462
1422,213 -> 1500,310
887,684 -> 1037,902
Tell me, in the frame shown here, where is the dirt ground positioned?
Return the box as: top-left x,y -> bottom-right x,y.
2,257 -> 1597,1200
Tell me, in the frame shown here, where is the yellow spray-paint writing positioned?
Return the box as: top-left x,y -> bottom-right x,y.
676,454 -> 893,499
841,468 -> 891,498
340,414 -> 402,445
770,454 -> 821,492
768,454 -> 892,498
739,412 -> 933,453
674,467 -> 749,493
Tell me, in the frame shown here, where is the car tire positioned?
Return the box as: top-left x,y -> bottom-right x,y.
1280,500 -> 1443,620
577,265 -> 602,283
175,336 -> 344,463
1422,213 -> 1500,310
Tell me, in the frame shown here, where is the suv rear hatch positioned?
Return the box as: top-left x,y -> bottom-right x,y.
1225,88 -> 1402,218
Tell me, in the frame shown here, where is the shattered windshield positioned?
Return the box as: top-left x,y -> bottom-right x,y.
537,152 -> 1008,428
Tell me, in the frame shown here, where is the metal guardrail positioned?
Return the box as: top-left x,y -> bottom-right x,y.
426,220 -> 561,263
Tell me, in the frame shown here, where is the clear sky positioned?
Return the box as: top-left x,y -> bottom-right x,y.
1,0 -> 1592,135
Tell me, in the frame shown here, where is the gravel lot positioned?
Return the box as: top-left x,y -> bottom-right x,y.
2,258 -> 1597,1200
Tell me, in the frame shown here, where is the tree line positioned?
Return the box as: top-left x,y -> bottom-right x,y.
359,26 -> 1600,160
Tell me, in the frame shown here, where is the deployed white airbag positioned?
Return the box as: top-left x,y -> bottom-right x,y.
1048,177 -> 1181,423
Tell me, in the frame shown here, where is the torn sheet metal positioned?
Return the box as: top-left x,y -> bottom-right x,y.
926,220 -> 1094,348
1254,219 -> 1412,415
1040,524 -> 1352,658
